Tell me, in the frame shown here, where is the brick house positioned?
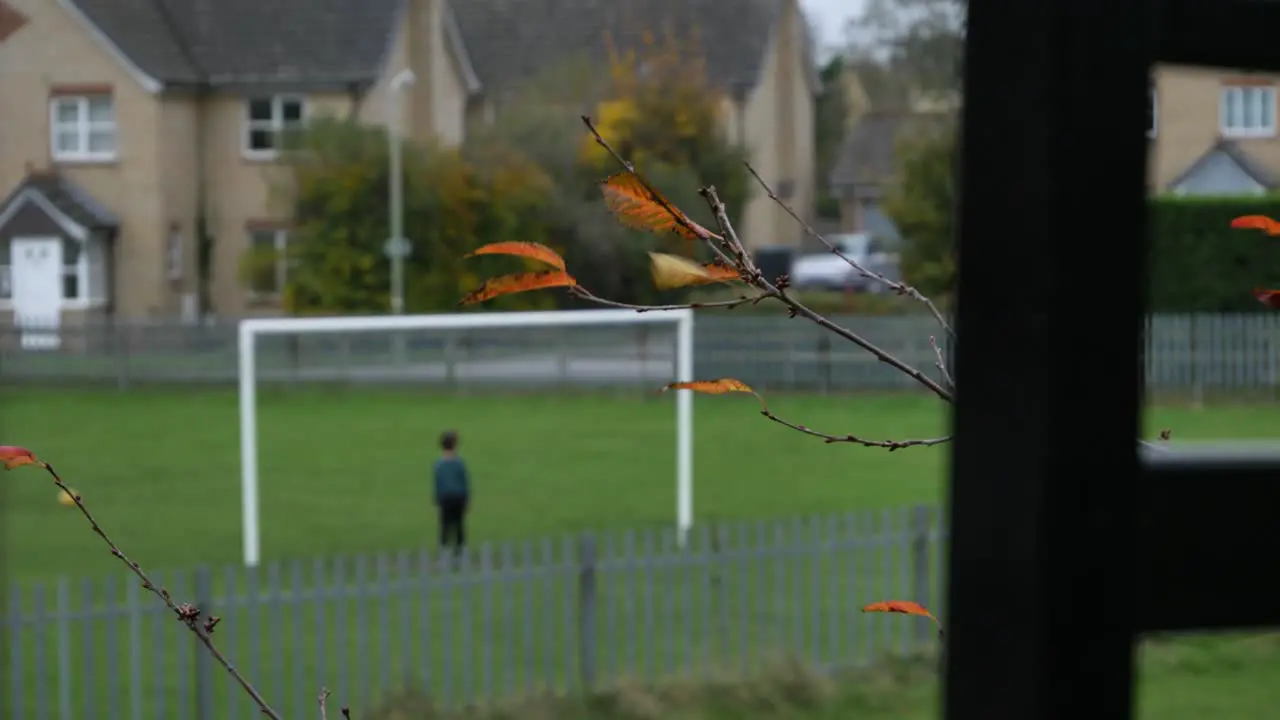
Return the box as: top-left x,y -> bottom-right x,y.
0,0 -> 816,342
1149,66 -> 1280,195
0,0 -> 478,341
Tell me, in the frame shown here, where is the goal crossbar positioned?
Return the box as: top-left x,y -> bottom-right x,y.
237,309 -> 695,567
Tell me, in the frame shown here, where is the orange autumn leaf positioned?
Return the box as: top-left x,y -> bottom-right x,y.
648,252 -> 742,290
466,242 -> 566,271
0,445 -> 43,471
862,600 -> 940,627
1231,215 -> 1280,235
1254,288 -> 1280,309
663,378 -> 755,394
458,271 -> 577,306
660,378 -> 766,409
599,173 -> 721,241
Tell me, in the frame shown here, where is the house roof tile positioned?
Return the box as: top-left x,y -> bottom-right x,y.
67,0 -> 403,88
450,0 -> 794,96
829,111 -> 953,190
63,0 -> 813,95
65,0 -> 201,83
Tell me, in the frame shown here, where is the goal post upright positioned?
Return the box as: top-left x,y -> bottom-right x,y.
237,308 -> 696,568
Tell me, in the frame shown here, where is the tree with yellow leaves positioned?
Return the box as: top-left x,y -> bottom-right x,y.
583,26 -> 750,230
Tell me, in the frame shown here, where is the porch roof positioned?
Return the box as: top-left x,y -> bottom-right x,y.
0,172 -> 118,241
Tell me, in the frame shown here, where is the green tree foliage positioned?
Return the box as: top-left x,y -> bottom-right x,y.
883,123 -> 957,298
844,0 -> 965,101
464,32 -> 750,308
1148,196 -> 1280,312
585,28 -> 751,230
247,117 -> 558,314
814,57 -> 850,220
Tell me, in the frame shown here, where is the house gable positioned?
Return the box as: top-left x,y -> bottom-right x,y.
0,188 -> 91,242
1167,141 -> 1276,196
0,174 -> 118,243
57,0 -> 185,92
442,2 -> 481,95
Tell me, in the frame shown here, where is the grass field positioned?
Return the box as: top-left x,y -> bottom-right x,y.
6,387 -> 1280,718
366,633 -> 1280,720
5,386 -> 1280,581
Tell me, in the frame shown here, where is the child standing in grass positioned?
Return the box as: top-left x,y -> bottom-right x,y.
433,430 -> 470,563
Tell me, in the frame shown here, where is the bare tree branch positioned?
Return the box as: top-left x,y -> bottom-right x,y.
38,462 -> 282,719
576,112 -> 955,454
570,285 -> 772,311
743,161 -> 954,338
581,115 -> 744,271
930,335 -> 954,389
572,113 -> 1172,460
698,185 -> 954,403
761,408 -> 952,449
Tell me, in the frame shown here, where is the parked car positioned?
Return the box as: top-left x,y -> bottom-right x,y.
790,233 -> 902,293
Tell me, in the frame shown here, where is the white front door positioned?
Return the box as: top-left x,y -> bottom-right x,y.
11,237 -> 63,350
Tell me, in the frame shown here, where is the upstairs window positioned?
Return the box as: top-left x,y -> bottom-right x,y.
1220,84 -> 1276,137
50,95 -> 117,162
243,96 -> 306,157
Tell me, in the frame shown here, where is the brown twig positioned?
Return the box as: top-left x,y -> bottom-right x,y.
570,285 -> 771,311
699,186 -> 954,403
581,115 -> 745,271
40,463 -> 283,720
582,113 -> 967,450
930,336 -> 954,389
580,112 -> 955,457
1140,429 -> 1175,453
760,408 -> 952,450
742,161 -> 954,338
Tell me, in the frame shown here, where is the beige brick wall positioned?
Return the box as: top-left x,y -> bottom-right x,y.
0,0 -> 168,318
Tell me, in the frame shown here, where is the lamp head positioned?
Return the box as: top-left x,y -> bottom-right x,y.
391,69 -> 416,92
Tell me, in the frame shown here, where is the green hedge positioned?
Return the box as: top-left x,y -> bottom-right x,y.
1149,195 -> 1280,312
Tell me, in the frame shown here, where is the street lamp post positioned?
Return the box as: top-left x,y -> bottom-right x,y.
386,69 -> 415,315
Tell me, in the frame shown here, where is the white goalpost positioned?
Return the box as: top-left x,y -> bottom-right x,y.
236,308 -> 696,568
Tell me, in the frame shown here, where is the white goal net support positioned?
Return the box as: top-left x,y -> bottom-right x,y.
237,309 -> 695,568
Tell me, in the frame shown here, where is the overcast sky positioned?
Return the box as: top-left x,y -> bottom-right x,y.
801,0 -> 864,59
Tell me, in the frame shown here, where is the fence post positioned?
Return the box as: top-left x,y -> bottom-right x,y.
817,333 -> 832,393
709,521 -> 728,657
444,334 -> 458,388
192,566 -> 215,720
114,323 -> 131,391
576,534 -> 598,692
909,506 -> 935,647
557,328 -> 571,386
56,579 -> 72,720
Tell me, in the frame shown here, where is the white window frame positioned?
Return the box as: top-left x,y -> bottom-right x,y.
62,255 -> 83,302
1220,84 -> 1278,138
49,95 -> 118,163
247,228 -> 289,297
242,96 -> 308,159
